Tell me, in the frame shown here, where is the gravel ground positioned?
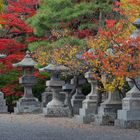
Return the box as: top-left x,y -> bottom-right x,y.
0,114 -> 140,140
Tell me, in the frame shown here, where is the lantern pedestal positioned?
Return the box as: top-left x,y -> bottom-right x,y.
115,18 -> 140,129
14,76 -> 41,114
43,78 -> 71,117
71,77 -> 86,115
0,92 -> 7,113
115,85 -> 140,129
62,83 -> 75,117
41,87 -> 52,107
95,89 -> 122,125
75,71 -> 97,123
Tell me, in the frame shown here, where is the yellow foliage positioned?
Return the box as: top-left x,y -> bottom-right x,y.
120,0 -> 140,22
86,0 -> 138,92
32,47 -> 53,66
52,45 -> 85,71
0,0 -> 4,12
102,76 -> 125,92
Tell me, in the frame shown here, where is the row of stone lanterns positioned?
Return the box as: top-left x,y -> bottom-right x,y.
0,18 -> 139,129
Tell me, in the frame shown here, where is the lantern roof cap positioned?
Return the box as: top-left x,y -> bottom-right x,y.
13,51 -> 37,68
133,18 -> 140,28
130,18 -> 140,39
39,63 -> 69,73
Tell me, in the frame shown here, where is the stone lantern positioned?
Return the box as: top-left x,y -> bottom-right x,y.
0,91 -> 7,113
62,83 -> 75,116
75,70 -> 98,123
40,64 -> 71,117
13,51 -> 41,114
70,75 -> 86,115
0,54 -> 8,113
41,87 -> 52,107
115,18 -> 140,128
62,83 -> 75,107
94,74 -> 122,125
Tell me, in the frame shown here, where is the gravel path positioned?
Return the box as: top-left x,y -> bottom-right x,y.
0,114 -> 140,140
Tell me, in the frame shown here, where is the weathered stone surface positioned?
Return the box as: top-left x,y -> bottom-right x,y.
15,76 -> 42,114
13,52 -> 42,114
45,81 -> 65,108
75,71 -> 98,124
71,77 -> 85,114
62,83 -> 75,117
115,18 -> 140,129
62,83 -> 74,106
115,119 -> 140,129
15,97 -> 41,114
95,104 -> 122,125
46,80 -> 65,87
44,107 -> 70,117
115,85 -> 140,128
41,87 -> 52,107
13,51 -> 37,68
41,87 -> 65,108
95,89 -> 122,125
39,64 -> 70,73
43,76 -> 71,117
71,89 -> 85,114
19,76 -> 37,85
0,91 -> 7,113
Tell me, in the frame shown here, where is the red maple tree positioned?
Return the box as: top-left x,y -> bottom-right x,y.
0,0 -> 38,97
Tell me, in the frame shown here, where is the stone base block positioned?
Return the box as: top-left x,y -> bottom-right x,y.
115,109 -> 140,129
41,91 -> 52,107
71,100 -> 83,114
95,104 -> 122,125
0,106 -> 8,113
74,102 -> 96,124
43,106 -> 71,117
115,119 -> 140,129
75,113 -> 95,124
74,92 -> 97,124
0,99 -> 8,113
79,107 -> 96,116
14,97 -> 42,114
117,110 -> 140,120
95,114 -> 114,125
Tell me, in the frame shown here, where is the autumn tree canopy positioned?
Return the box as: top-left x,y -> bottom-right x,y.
83,0 -> 140,92
0,0 -> 39,100
28,0 -> 114,67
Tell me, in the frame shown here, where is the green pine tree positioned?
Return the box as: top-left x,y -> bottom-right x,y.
28,0 -> 113,58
